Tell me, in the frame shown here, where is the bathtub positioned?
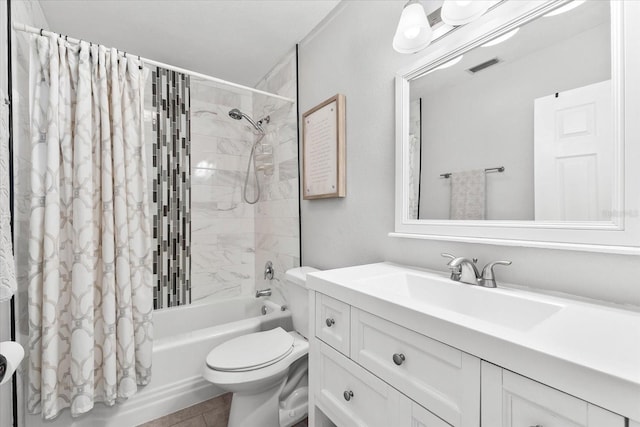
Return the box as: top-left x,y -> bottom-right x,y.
25,296 -> 291,427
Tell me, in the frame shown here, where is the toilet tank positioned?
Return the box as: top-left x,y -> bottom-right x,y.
284,266 -> 319,339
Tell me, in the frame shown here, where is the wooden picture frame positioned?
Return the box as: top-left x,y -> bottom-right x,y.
302,94 -> 346,200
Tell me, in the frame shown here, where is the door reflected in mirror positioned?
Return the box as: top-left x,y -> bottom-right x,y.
408,0 -> 612,221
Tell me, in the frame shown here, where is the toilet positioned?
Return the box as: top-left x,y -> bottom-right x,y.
202,266 -> 318,427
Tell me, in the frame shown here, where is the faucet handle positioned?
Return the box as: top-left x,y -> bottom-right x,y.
441,253 -> 456,264
481,260 -> 512,288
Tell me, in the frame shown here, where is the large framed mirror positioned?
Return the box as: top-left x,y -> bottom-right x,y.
394,0 -> 640,254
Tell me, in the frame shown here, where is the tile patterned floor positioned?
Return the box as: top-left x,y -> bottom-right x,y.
138,393 -> 308,427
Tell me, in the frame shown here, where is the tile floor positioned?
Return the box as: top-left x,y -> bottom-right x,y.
138,393 -> 308,427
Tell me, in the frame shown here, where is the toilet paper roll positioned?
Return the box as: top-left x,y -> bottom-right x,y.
0,341 -> 25,385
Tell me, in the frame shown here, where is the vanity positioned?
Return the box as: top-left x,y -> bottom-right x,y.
306,262 -> 640,427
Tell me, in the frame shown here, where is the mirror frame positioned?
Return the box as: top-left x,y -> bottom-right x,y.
393,0 -> 640,255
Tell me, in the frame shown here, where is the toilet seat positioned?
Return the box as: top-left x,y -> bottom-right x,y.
206,327 -> 295,372
202,331 -> 308,389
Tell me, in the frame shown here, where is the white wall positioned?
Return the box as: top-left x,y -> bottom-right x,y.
298,1 -> 640,307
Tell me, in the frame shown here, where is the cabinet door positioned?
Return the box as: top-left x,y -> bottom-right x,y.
481,362 -> 625,427
398,395 -> 453,427
314,341 -> 400,427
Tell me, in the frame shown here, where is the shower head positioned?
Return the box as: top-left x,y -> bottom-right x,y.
228,108 -> 264,133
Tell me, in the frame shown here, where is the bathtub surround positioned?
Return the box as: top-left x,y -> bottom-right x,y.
26,35 -> 153,418
152,68 -> 192,309
187,80 -> 257,302
253,49 -> 301,305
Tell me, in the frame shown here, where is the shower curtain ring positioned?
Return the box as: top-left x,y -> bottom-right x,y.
39,29 -> 43,36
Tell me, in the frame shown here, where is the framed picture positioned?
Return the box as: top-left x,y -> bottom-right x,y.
302,94 -> 346,199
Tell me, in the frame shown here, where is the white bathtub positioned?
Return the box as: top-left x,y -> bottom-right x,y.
25,296 -> 291,427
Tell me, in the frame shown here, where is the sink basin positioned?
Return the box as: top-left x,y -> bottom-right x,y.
355,272 -> 564,332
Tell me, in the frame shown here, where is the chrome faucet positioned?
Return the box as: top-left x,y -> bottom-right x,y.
255,288 -> 272,298
441,253 -> 511,288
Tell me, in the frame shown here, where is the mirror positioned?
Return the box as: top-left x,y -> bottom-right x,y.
395,0 -> 640,253
408,0 -> 611,221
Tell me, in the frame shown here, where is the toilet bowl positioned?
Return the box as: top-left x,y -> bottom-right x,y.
202,266 -> 318,427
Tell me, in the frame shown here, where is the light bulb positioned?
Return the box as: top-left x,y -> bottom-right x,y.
404,27 -> 420,39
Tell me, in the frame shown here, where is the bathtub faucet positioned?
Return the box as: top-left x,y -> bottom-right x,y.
264,261 -> 274,280
255,288 -> 272,298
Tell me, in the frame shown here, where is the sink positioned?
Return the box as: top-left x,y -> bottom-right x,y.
355,272 -> 564,332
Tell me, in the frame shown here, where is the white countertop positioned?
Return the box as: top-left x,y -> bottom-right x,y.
307,262 -> 640,421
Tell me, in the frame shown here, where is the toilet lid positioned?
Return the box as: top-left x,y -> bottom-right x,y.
206,327 -> 294,372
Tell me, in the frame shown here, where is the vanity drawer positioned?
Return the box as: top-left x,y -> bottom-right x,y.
314,341 -> 400,427
315,293 -> 351,356
481,362 -> 625,427
351,308 -> 480,427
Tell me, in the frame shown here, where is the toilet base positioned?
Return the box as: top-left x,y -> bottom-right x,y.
279,386 -> 309,427
228,376 -> 287,427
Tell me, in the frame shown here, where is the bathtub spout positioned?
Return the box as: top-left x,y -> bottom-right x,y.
255,288 -> 272,298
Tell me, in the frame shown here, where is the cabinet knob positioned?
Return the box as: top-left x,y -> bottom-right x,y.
392,353 -> 406,366
343,390 -> 354,401
325,318 -> 335,327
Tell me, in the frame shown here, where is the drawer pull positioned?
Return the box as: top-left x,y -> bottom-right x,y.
325,318 -> 335,327
392,353 -> 406,366
343,390 -> 354,401
529,425 -> 543,427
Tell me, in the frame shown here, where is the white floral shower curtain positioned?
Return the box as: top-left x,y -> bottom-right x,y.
27,34 -> 153,419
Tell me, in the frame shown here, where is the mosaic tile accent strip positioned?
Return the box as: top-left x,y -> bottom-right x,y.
152,68 -> 192,309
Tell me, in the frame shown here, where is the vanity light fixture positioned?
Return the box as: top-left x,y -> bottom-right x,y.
481,27 -> 519,47
393,0 -> 433,54
544,0 -> 586,17
441,0 -> 493,26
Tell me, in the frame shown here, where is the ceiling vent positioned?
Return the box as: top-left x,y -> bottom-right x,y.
427,8 -> 443,27
467,57 -> 501,74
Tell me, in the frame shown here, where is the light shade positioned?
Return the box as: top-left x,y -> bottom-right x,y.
393,2 -> 433,54
441,0 -> 492,26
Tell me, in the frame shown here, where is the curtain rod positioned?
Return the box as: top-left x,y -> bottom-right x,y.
440,166 -> 505,179
12,22 -> 295,105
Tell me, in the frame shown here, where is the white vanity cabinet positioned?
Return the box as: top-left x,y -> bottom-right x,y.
309,289 -> 631,427
307,263 -> 639,426
481,362 -> 626,427
310,291 -> 479,427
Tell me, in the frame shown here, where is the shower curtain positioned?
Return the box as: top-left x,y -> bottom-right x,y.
27,34 -> 153,419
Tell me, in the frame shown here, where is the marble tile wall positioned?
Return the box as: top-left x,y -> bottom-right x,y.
187,80 -> 257,302
252,49 -> 301,304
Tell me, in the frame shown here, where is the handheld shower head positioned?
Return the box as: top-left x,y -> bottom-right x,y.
228,108 -> 244,121
228,108 -> 264,133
